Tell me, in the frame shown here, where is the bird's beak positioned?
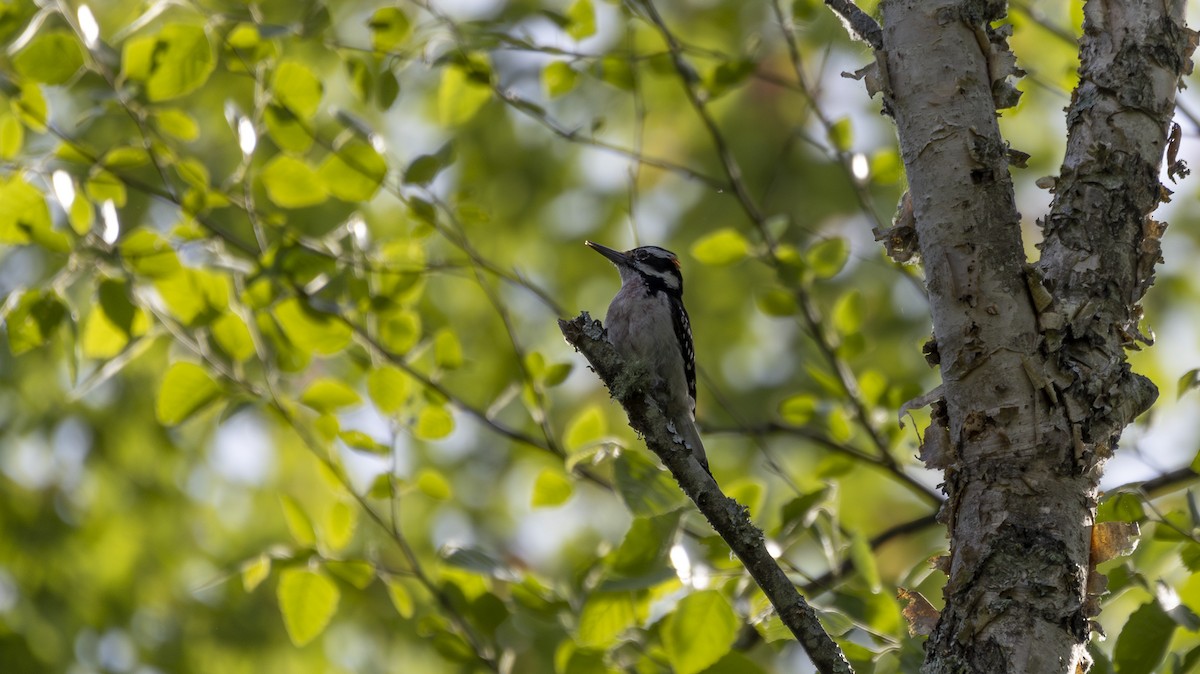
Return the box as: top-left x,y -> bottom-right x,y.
585,240 -> 630,267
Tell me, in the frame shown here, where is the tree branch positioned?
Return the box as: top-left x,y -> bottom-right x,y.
559,313 -> 853,674
823,0 -> 883,50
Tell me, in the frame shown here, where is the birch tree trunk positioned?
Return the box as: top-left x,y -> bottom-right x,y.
868,0 -> 1196,671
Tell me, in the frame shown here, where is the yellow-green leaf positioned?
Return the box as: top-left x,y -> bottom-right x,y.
271,60 -> 323,120
415,405 -> 454,440
5,290 -> 66,355
807,237 -> 849,278
277,569 -> 339,647
849,533 -> 881,593
531,469 -> 573,507
122,24 -> 215,101
212,312 -> 255,361
367,365 -> 410,414
318,140 -> 386,202
577,591 -> 642,648
261,155 -> 328,208
120,230 -> 181,278
434,329 -> 463,369
385,577 -> 414,618
0,175 -> 52,245
156,362 -> 222,425
691,228 -> 750,266
241,554 -> 271,592
322,501 -> 357,552
154,268 -> 229,326
273,297 -> 352,356
13,31 -> 84,85
543,61 -> 578,98
565,405 -> 606,452
438,56 -> 492,126
416,468 -> 452,500
662,590 -> 738,674
83,279 -> 149,359
339,430 -> 390,455
280,495 -> 317,547
0,113 -> 22,159
154,108 -> 200,141
368,7 -> 412,52
566,0 -> 596,41
300,379 -> 362,413
378,310 -> 420,354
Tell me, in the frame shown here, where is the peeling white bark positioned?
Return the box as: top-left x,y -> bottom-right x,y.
871,0 -> 1195,672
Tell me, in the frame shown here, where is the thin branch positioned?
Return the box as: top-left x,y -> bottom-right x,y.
822,0 -> 883,50
560,313 -> 853,674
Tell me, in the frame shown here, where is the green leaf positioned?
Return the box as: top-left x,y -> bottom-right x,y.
211,312 -> 255,361
565,0 -> 596,40
83,279 -> 149,358
273,297 -> 352,355
543,61 -> 578,98
662,590 -> 738,674
778,393 -> 817,425
13,82 -> 47,132
325,560 -> 374,589
1114,602 -> 1176,674
577,591 -> 643,648
277,569 -> 339,647
402,142 -> 455,185
609,512 -> 680,578
339,430 -> 390,455
1180,369 -> 1200,400
261,155 -> 329,208
0,113 -> 22,159
756,288 -> 797,316
0,175 -> 52,245
378,310 -> 420,354
122,24 -> 215,101
280,495 -> 317,547
531,469 -> 573,507
415,405 -> 454,440
704,59 -> 755,98
154,108 -> 200,141
85,170 -> 126,207
598,56 -> 634,90
434,329 -> 463,369
265,103 -> 313,153
5,290 -> 65,355
438,55 -> 492,126
322,501 -> 357,552
68,189 -> 93,235
13,30 -> 84,85
318,139 -> 386,202
272,60 -> 323,120
367,365 -> 410,414
416,468 -> 452,500
120,230 -> 181,278
300,379 -> 362,412
833,289 -> 863,335
701,652 -> 769,674
385,577 -> 415,618
1097,492 -> 1145,523
691,228 -> 750,266
849,533 -> 881,593
807,237 -> 849,278
156,362 -> 222,425
368,7 -> 412,52
241,554 -> 272,592
613,451 -> 687,517
154,268 -> 230,326
565,405 -> 606,452
828,117 -> 853,152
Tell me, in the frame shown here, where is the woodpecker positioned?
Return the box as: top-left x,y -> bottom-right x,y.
585,241 -> 708,473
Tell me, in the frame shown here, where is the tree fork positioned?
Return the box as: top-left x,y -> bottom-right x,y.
869,0 -> 1194,672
